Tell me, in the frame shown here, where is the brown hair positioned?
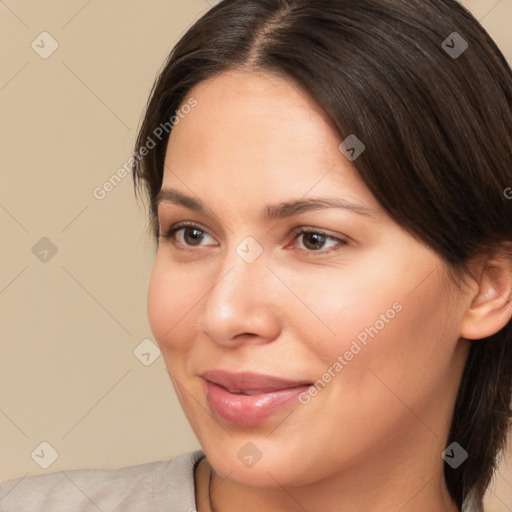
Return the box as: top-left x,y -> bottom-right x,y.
132,0 -> 512,509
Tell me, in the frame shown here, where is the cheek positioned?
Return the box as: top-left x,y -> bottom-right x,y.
278,256 -> 409,367
289,257 -> 456,406
147,256 -> 204,357
336,272 -> 455,416
308,251 -> 447,353
147,257 -> 207,413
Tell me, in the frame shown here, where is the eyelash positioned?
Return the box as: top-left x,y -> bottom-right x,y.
157,221 -> 348,256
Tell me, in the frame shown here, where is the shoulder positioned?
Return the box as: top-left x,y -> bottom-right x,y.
461,490 -> 483,512
0,449 -> 205,512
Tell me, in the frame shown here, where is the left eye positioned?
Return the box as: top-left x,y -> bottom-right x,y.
291,229 -> 347,253
158,223 -> 347,254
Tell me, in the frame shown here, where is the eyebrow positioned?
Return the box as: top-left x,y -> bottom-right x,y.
155,187 -> 376,220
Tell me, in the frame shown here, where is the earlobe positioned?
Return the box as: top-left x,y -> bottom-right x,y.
460,255 -> 512,340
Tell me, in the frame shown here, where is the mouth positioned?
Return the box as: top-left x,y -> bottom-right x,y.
220,388 -> 275,395
200,370 -> 313,426
201,369 -> 312,392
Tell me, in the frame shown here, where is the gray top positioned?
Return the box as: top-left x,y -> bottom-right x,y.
0,449 -> 206,512
0,449 -> 479,511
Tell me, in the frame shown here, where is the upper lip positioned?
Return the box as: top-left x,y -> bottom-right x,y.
201,370 -> 312,392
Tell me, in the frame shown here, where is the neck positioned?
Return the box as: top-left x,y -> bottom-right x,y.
206,463 -> 459,512
199,429 -> 461,512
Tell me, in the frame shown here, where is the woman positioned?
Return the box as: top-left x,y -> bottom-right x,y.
1,0 -> 511,511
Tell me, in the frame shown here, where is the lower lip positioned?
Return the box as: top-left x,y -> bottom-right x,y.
204,380 -> 310,426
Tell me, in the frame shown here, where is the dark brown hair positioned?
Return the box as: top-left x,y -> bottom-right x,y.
132,0 -> 512,509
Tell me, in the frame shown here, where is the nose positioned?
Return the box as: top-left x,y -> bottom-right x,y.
197,244 -> 282,348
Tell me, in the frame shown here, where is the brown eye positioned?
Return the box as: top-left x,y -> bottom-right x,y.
158,222 -> 217,249
292,229 -> 347,254
301,232 -> 328,251
181,227 -> 206,246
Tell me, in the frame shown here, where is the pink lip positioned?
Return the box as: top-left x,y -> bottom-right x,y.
201,370 -> 312,426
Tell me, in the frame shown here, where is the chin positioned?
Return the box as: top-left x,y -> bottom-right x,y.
210,456 -> 290,488
202,439 -> 319,489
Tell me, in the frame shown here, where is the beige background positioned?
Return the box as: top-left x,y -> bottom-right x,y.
0,0 -> 511,510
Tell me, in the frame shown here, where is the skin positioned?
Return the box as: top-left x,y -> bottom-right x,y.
147,69 -> 510,512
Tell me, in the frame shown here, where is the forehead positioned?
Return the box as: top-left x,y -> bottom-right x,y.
167,69 -> 337,154
161,69 -> 377,210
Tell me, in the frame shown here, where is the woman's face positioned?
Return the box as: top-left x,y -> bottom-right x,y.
147,69 -> 470,488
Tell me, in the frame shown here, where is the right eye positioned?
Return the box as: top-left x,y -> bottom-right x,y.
158,222 -> 218,250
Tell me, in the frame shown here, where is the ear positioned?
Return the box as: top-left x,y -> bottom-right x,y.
460,250 -> 512,340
